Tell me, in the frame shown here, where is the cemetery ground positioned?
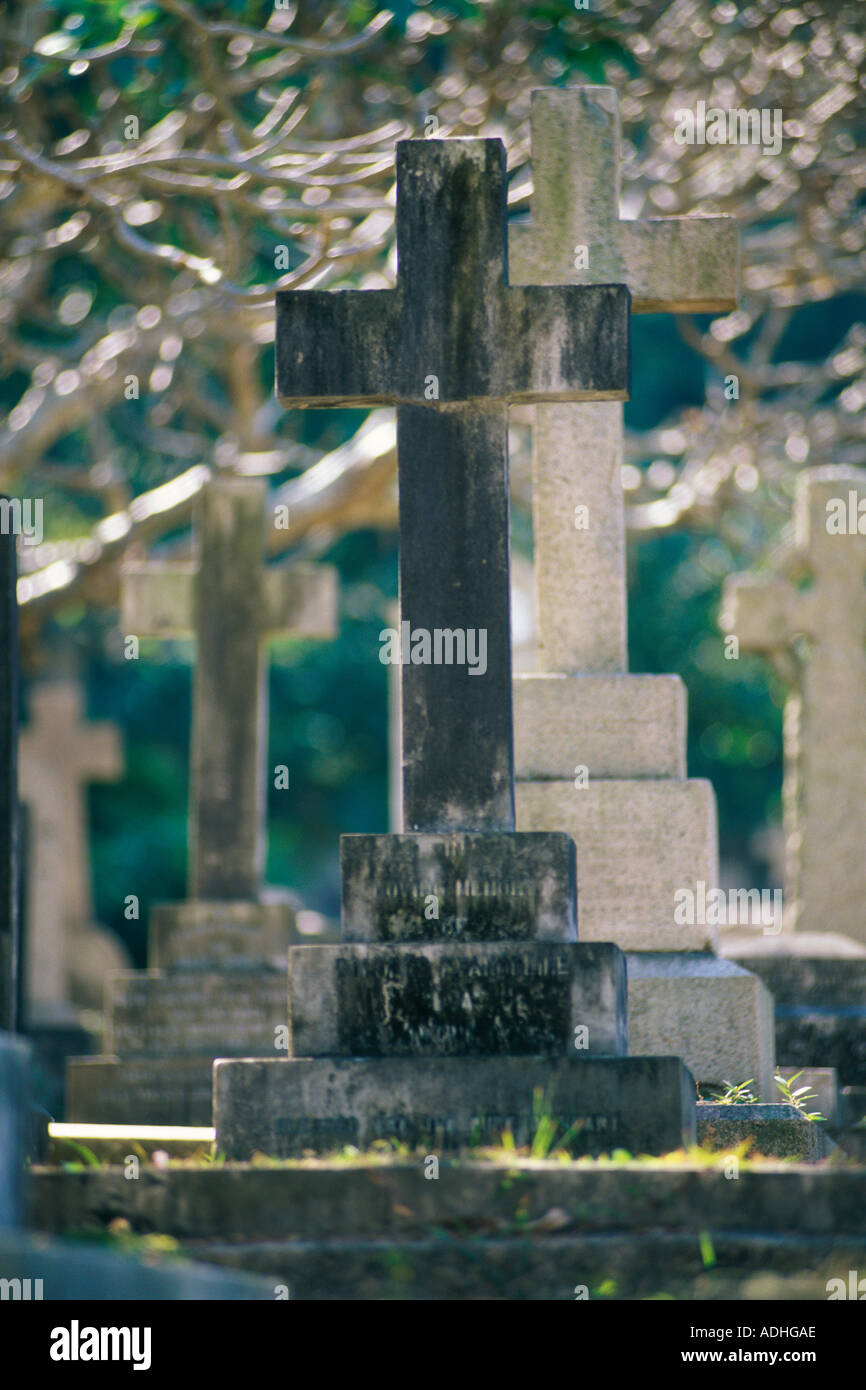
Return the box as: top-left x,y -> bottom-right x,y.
21,1081 -> 866,1303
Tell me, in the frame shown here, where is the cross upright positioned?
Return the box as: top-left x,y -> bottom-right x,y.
19,683 -> 122,1011
123,477 -> 337,901
722,466 -> 866,943
277,137 -> 630,834
0,517 -> 19,1031
509,86 -> 738,673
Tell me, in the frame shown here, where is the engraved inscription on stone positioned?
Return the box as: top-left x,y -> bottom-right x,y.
334,949 -> 572,1056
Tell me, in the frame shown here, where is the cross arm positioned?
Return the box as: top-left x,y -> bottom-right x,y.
502,283 -> 630,402
618,215 -> 738,314
720,573 -> 802,651
262,562 -> 338,638
276,288 -> 400,407
122,563 -> 195,638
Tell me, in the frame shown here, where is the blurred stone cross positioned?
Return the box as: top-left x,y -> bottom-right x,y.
722,466 -> 866,946
508,89 -> 775,1097
20,683 -> 123,1016
276,137 -> 630,834
509,86 -> 738,673
123,477 -> 337,900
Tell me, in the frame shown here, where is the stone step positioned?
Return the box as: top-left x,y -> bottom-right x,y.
105,966 -> 287,1057
32,1161 -> 866,1244
514,672 -> 686,780
67,1055 -> 221,1126
213,1055 -> 695,1158
515,779 -> 718,950
183,1232 -> 866,1300
29,1161 -> 866,1298
289,941 -> 626,1058
148,899 -> 294,969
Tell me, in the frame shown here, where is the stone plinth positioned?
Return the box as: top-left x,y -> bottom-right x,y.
626,954 -> 776,1098
289,941 -> 626,1058
215,1054 -> 695,1159
515,673 -> 686,780
67,900 -> 293,1126
515,778 -> 719,951
341,830 -> 576,942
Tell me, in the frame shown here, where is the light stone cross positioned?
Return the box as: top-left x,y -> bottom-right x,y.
19,683 -> 122,1012
509,86 -> 738,672
123,477 -> 337,901
276,137 -> 629,834
721,466 -> 866,944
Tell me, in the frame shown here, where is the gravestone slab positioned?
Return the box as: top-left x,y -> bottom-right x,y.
509,87 -> 773,1094
216,136 -> 696,1159
289,941 -> 625,1057
67,479 -> 337,1125
340,831 -> 576,942
216,1055 -> 694,1158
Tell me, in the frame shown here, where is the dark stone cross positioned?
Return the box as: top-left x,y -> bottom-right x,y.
277,139 -> 629,833
0,515 -> 19,1031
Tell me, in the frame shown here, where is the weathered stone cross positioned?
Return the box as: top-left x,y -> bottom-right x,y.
19,683 -> 122,1012
0,517 -> 19,1031
509,87 -> 737,672
123,477 -> 336,900
276,137 -> 629,833
722,466 -> 866,944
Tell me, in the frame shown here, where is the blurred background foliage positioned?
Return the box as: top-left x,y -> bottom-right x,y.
0,0 -> 864,962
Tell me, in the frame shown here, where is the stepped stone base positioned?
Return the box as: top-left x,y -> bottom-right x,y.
340,831 -> 576,942
213,1054 -> 696,1159
515,779 -> 718,949
289,941 -> 626,1058
66,899 -> 294,1126
30,1160 -> 866,1302
195,1232 -> 866,1301
149,899 -> 294,968
67,967 -> 288,1125
68,1055 -> 222,1126
514,672 -> 686,779
105,966 -> 287,1056
626,953 -> 776,1097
